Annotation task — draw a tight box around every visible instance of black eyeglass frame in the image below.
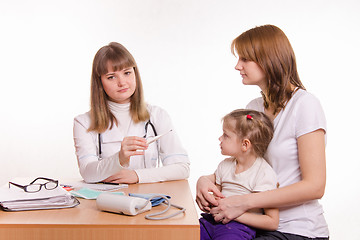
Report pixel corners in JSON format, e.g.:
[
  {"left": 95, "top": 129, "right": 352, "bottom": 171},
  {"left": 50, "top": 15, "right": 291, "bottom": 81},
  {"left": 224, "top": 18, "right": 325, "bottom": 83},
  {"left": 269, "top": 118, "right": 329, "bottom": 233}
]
[{"left": 9, "top": 177, "right": 59, "bottom": 193}]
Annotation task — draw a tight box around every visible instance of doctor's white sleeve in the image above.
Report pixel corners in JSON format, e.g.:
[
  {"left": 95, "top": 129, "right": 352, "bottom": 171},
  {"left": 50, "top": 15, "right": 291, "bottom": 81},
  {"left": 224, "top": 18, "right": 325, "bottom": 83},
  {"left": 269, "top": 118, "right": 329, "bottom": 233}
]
[
  {"left": 73, "top": 115, "right": 123, "bottom": 183},
  {"left": 138, "top": 106, "right": 190, "bottom": 183},
  {"left": 135, "top": 162, "right": 190, "bottom": 183}
]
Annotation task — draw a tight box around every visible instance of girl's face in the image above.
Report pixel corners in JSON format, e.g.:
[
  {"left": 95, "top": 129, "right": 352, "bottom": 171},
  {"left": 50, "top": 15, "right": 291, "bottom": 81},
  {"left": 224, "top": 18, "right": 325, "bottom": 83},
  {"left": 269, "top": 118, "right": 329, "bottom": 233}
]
[
  {"left": 101, "top": 64, "right": 136, "bottom": 104},
  {"left": 235, "top": 57, "right": 267, "bottom": 90},
  {"left": 219, "top": 119, "right": 242, "bottom": 157}
]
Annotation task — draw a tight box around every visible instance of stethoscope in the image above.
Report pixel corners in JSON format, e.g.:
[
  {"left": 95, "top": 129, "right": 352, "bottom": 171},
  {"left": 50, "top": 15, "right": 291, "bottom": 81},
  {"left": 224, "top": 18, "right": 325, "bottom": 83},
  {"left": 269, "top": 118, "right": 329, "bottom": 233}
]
[{"left": 98, "top": 120, "right": 158, "bottom": 160}]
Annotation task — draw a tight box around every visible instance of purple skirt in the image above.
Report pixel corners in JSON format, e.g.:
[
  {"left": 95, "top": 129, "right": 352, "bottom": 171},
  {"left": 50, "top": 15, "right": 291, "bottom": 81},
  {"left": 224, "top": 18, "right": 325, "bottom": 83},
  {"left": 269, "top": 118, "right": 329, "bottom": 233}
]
[{"left": 200, "top": 213, "right": 256, "bottom": 240}]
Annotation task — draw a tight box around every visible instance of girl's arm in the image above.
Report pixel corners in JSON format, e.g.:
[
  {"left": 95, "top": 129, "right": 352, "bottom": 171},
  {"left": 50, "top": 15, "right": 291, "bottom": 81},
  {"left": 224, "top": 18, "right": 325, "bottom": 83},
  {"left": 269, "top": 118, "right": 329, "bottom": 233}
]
[
  {"left": 235, "top": 208, "right": 279, "bottom": 231},
  {"left": 211, "top": 129, "right": 326, "bottom": 223},
  {"left": 196, "top": 174, "right": 224, "bottom": 212}
]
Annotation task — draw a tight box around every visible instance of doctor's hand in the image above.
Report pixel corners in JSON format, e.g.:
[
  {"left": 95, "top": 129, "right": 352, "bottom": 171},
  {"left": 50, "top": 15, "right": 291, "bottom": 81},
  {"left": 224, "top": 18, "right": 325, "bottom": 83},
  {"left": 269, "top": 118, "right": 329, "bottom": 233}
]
[
  {"left": 196, "top": 175, "right": 224, "bottom": 212},
  {"left": 119, "top": 136, "right": 148, "bottom": 167},
  {"left": 103, "top": 169, "right": 139, "bottom": 184}
]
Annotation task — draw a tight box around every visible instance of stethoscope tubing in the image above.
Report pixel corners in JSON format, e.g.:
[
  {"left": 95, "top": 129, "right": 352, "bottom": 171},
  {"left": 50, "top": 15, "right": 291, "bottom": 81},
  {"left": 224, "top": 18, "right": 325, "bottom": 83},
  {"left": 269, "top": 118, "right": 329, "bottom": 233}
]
[{"left": 98, "top": 120, "right": 157, "bottom": 159}]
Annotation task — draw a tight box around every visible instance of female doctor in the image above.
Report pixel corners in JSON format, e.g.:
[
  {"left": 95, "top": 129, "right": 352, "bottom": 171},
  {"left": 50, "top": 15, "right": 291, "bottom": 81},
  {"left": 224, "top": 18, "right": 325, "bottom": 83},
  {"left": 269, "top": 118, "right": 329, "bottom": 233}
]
[{"left": 73, "top": 42, "right": 190, "bottom": 184}]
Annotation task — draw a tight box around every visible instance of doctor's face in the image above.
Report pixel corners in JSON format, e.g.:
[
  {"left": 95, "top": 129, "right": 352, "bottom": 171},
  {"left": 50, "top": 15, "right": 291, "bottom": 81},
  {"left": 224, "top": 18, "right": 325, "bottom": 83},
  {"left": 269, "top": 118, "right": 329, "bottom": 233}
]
[{"left": 101, "top": 64, "right": 137, "bottom": 104}]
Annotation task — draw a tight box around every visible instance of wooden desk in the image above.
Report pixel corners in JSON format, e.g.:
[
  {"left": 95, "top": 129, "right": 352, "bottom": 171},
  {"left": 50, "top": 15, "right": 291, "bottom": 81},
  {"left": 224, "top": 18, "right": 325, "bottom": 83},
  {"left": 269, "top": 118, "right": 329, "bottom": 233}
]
[{"left": 0, "top": 180, "right": 200, "bottom": 240}]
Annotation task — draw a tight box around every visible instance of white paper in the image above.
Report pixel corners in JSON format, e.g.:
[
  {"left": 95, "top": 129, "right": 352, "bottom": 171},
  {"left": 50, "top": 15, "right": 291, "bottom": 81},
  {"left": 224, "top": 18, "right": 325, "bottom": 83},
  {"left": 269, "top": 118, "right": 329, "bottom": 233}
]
[
  {"left": 0, "top": 182, "right": 80, "bottom": 211},
  {"left": 0, "top": 185, "right": 70, "bottom": 202}
]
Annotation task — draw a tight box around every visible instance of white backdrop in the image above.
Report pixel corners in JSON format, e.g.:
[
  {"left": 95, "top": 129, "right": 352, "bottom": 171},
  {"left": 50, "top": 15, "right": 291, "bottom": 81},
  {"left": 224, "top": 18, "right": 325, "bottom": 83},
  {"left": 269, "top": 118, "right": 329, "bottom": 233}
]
[{"left": 1, "top": 0, "right": 359, "bottom": 238}]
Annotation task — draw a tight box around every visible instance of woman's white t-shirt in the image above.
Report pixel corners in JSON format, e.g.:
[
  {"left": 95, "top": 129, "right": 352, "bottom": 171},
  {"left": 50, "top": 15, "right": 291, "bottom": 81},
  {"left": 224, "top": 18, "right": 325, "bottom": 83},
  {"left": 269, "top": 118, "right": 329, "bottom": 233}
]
[{"left": 246, "top": 89, "right": 329, "bottom": 238}]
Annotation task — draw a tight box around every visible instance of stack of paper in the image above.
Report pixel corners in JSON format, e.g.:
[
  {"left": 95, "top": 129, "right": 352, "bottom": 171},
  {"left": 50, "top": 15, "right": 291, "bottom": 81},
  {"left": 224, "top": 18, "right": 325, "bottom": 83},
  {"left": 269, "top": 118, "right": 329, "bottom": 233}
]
[{"left": 0, "top": 185, "right": 79, "bottom": 211}]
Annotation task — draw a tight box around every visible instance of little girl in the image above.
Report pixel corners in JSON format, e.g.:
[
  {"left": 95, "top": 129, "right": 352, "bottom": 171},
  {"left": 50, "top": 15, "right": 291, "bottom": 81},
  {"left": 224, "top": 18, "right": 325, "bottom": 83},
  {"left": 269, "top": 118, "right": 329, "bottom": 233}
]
[{"left": 200, "top": 109, "right": 278, "bottom": 240}]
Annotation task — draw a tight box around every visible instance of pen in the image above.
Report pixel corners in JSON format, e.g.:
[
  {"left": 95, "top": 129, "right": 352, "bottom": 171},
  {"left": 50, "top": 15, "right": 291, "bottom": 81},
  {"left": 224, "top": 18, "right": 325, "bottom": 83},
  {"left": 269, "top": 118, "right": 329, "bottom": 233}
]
[{"left": 97, "top": 181, "right": 120, "bottom": 185}]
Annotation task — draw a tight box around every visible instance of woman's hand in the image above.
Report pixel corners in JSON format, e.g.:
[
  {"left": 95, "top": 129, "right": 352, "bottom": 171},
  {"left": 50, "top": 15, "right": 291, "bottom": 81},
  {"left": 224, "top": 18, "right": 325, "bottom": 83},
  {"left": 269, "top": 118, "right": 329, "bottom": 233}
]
[
  {"left": 210, "top": 195, "right": 250, "bottom": 224},
  {"left": 119, "top": 136, "right": 148, "bottom": 167},
  {"left": 196, "top": 175, "right": 224, "bottom": 212},
  {"left": 103, "top": 169, "right": 139, "bottom": 184}
]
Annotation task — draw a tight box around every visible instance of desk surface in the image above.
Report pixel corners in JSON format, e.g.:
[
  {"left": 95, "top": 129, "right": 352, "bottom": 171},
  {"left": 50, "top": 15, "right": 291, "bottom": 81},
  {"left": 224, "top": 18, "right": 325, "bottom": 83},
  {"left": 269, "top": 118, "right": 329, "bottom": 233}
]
[{"left": 0, "top": 180, "right": 200, "bottom": 240}]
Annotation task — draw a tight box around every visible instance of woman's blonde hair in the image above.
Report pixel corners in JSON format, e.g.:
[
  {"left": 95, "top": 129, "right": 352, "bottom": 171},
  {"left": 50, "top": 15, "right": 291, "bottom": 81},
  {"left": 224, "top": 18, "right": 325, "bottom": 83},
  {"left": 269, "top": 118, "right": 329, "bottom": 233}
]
[
  {"left": 231, "top": 25, "right": 305, "bottom": 114},
  {"left": 223, "top": 109, "right": 274, "bottom": 157},
  {"left": 88, "top": 42, "right": 149, "bottom": 133}
]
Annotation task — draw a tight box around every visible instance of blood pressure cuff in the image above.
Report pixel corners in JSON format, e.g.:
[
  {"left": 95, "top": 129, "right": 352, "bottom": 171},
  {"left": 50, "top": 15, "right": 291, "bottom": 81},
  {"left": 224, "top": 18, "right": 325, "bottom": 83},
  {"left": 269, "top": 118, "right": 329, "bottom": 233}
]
[{"left": 128, "top": 193, "right": 171, "bottom": 207}]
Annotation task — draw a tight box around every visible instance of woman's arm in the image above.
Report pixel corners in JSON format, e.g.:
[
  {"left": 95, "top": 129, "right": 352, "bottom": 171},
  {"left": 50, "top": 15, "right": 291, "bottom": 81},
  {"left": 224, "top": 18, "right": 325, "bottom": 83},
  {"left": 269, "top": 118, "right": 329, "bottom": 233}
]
[
  {"left": 73, "top": 116, "right": 124, "bottom": 183},
  {"left": 104, "top": 159, "right": 190, "bottom": 184},
  {"left": 134, "top": 162, "right": 190, "bottom": 183},
  {"left": 211, "top": 129, "right": 326, "bottom": 223},
  {"left": 235, "top": 208, "right": 279, "bottom": 231},
  {"left": 136, "top": 105, "right": 190, "bottom": 183},
  {"left": 74, "top": 116, "right": 148, "bottom": 183}
]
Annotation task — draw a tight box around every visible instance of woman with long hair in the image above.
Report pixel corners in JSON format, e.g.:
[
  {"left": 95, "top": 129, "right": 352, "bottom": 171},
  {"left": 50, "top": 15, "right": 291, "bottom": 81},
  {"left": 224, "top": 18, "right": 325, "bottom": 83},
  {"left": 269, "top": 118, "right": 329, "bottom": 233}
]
[
  {"left": 196, "top": 25, "right": 329, "bottom": 239},
  {"left": 73, "top": 42, "right": 189, "bottom": 184}
]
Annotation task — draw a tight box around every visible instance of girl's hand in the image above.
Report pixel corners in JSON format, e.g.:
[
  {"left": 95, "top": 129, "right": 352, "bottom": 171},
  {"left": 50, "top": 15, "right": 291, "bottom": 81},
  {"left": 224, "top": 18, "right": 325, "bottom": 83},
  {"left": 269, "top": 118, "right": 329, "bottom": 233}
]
[
  {"left": 210, "top": 194, "right": 250, "bottom": 224},
  {"left": 196, "top": 175, "right": 224, "bottom": 212},
  {"left": 103, "top": 169, "right": 139, "bottom": 184},
  {"left": 119, "top": 136, "right": 148, "bottom": 167}
]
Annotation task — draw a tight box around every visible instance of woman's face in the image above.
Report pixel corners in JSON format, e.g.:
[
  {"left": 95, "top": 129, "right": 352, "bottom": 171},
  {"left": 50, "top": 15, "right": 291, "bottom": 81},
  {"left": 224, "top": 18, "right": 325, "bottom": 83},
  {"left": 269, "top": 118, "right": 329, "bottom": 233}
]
[
  {"left": 235, "top": 57, "right": 267, "bottom": 90},
  {"left": 101, "top": 64, "right": 136, "bottom": 104}
]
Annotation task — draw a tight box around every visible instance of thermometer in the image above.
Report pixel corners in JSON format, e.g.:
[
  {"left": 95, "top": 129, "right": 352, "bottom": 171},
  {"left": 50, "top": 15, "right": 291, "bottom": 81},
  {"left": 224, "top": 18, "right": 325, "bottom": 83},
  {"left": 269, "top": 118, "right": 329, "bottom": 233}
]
[{"left": 146, "top": 129, "right": 173, "bottom": 144}]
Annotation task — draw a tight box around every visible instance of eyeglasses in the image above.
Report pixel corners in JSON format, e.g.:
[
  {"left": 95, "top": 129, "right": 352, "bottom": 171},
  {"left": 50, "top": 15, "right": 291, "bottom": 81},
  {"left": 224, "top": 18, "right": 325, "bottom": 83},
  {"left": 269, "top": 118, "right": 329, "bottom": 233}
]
[{"left": 9, "top": 177, "right": 59, "bottom": 193}]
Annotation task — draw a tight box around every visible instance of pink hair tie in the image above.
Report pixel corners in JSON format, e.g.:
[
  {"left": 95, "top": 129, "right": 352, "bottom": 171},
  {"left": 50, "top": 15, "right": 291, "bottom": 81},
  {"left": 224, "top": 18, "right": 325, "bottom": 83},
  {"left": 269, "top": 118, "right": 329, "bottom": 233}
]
[{"left": 246, "top": 114, "right": 253, "bottom": 120}]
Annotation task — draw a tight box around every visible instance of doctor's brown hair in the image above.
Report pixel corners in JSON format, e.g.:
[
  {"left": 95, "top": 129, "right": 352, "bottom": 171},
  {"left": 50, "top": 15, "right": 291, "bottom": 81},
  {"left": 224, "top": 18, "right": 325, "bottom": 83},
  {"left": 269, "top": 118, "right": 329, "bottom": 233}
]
[
  {"left": 231, "top": 25, "right": 305, "bottom": 114},
  {"left": 223, "top": 109, "right": 274, "bottom": 157},
  {"left": 88, "top": 42, "right": 149, "bottom": 133}
]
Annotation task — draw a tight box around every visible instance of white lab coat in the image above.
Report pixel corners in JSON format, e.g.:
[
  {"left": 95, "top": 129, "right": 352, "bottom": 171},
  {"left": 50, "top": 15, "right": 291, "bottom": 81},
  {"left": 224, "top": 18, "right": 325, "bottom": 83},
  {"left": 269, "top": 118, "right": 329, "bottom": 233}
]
[{"left": 73, "top": 104, "right": 190, "bottom": 183}]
